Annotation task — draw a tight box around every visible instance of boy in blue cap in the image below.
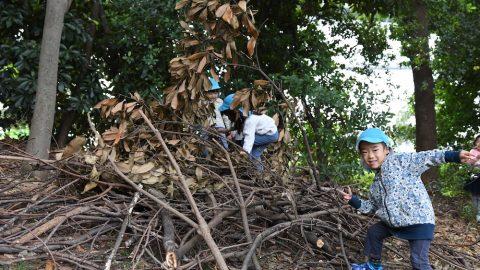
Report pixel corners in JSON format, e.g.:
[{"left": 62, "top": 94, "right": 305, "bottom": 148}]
[{"left": 339, "top": 128, "right": 476, "bottom": 270}]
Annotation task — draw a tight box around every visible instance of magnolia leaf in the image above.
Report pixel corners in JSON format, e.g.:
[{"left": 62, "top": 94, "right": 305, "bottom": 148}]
[
  {"left": 180, "top": 20, "right": 190, "bottom": 31},
  {"left": 254, "top": 79, "right": 269, "bottom": 86},
  {"left": 131, "top": 162, "right": 155, "bottom": 174},
  {"left": 199, "top": 7, "right": 208, "bottom": 21},
  {"left": 94, "top": 98, "right": 117, "bottom": 109},
  {"left": 247, "top": 37, "right": 256, "bottom": 56},
  {"left": 108, "top": 147, "right": 117, "bottom": 161},
  {"left": 238, "top": 0, "right": 246, "bottom": 12},
  {"left": 178, "top": 80, "right": 186, "bottom": 93},
  {"left": 63, "top": 136, "right": 86, "bottom": 158},
  {"left": 210, "top": 67, "right": 219, "bottom": 82},
  {"left": 230, "top": 15, "right": 239, "bottom": 29},
  {"left": 45, "top": 260, "right": 55, "bottom": 270},
  {"left": 226, "top": 43, "right": 232, "bottom": 59},
  {"left": 114, "top": 121, "right": 128, "bottom": 145},
  {"left": 125, "top": 102, "right": 137, "bottom": 113},
  {"left": 215, "top": 3, "right": 229, "bottom": 17},
  {"left": 116, "top": 162, "right": 132, "bottom": 173},
  {"left": 171, "top": 93, "right": 179, "bottom": 109},
  {"left": 175, "top": 0, "right": 190, "bottom": 10},
  {"left": 197, "top": 56, "right": 208, "bottom": 73},
  {"left": 103, "top": 127, "right": 119, "bottom": 141},
  {"left": 185, "top": 177, "right": 196, "bottom": 188},
  {"left": 132, "top": 92, "right": 142, "bottom": 101},
  {"left": 111, "top": 100, "right": 124, "bottom": 115},
  {"left": 82, "top": 181, "right": 98, "bottom": 194},
  {"left": 84, "top": 155, "right": 98, "bottom": 165},
  {"left": 195, "top": 167, "right": 203, "bottom": 181},
  {"left": 167, "top": 139, "right": 181, "bottom": 145},
  {"left": 141, "top": 176, "right": 161, "bottom": 185},
  {"left": 222, "top": 5, "right": 233, "bottom": 23}
]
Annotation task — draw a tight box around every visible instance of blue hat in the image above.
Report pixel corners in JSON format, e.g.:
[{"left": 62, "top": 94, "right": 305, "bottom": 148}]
[
  {"left": 219, "top": 93, "right": 235, "bottom": 112},
  {"left": 208, "top": 77, "right": 221, "bottom": 91},
  {"left": 356, "top": 128, "right": 393, "bottom": 151}
]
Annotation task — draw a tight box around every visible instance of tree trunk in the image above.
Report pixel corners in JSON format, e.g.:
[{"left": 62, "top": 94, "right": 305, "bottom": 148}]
[
  {"left": 409, "top": 0, "right": 438, "bottom": 182},
  {"left": 26, "top": 0, "right": 72, "bottom": 159}
]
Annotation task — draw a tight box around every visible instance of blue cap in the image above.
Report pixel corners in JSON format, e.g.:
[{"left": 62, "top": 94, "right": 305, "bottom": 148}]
[
  {"left": 356, "top": 128, "right": 393, "bottom": 151},
  {"left": 219, "top": 93, "right": 235, "bottom": 112},
  {"left": 208, "top": 77, "right": 221, "bottom": 91}
]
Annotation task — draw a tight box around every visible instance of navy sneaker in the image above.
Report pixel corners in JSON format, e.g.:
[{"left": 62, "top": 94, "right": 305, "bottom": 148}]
[{"left": 351, "top": 261, "right": 383, "bottom": 270}]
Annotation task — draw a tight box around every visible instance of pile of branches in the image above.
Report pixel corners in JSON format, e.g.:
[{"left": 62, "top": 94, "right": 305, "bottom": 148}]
[
  {"left": 0, "top": 0, "right": 478, "bottom": 269},
  {"left": 1, "top": 134, "right": 479, "bottom": 269}
]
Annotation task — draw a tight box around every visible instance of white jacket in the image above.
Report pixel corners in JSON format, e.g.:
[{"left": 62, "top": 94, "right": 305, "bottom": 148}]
[{"left": 242, "top": 114, "right": 277, "bottom": 153}]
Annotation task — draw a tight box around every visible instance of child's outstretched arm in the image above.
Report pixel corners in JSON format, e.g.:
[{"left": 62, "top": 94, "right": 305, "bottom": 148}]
[
  {"left": 401, "top": 150, "right": 475, "bottom": 176},
  {"left": 338, "top": 187, "right": 377, "bottom": 214}
]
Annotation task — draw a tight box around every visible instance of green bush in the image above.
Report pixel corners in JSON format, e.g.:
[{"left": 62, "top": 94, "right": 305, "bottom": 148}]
[
  {"left": 0, "top": 123, "right": 29, "bottom": 140},
  {"left": 438, "top": 163, "right": 477, "bottom": 197}
]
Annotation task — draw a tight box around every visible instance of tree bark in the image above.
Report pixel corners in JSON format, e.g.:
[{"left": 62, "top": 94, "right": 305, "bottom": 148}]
[
  {"left": 409, "top": 0, "right": 438, "bottom": 182},
  {"left": 26, "top": 0, "right": 72, "bottom": 159}
]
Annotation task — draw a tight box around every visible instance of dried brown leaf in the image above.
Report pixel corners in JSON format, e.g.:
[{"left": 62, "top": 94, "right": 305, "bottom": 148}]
[
  {"left": 238, "top": 0, "right": 247, "bottom": 12},
  {"left": 247, "top": 37, "right": 256, "bottom": 56},
  {"left": 94, "top": 98, "right": 117, "bottom": 109},
  {"left": 175, "top": 0, "right": 190, "bottom": 10},
  {"left": 63, "top": 136, "right": 86, "bottom": 158},
  {"left": 222, "top": 5, "right": 233, "bottom": 23},
  {"left": 171, "top": 93, "right": 179, "bottom": 109},
  {"left": 197, "top": 56, "right": 208, "bottom": 73},
  {"left": 254, "top": 79, "right": 269, "bottom": 86},
  {"left": 131, "top": 162, "right": 155, "bottom": 174},
  {"left": 215, "top": 3, "right": 229, "bottom": 17},
  {"left": 226, "top": 43, "right": 232, "bottom": 59},
  {"left": 111, "top": 100, "right": 124, "bottom": 115}
]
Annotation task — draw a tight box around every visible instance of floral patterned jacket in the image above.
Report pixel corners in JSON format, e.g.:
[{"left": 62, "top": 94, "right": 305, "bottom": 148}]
[{"left": 350, "top": 150, "right": 448, "bottom": 228}]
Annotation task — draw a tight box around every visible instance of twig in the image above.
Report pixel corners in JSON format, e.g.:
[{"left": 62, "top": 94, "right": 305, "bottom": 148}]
[
  {"left": 214, "top": 139, "right": 261, "bottom": 270},
  {"left": 242, "top": 220, "right": 302, "bottom": 270},
  {"left": 105, "top": 186, "right": 141, "bottom": 270}
]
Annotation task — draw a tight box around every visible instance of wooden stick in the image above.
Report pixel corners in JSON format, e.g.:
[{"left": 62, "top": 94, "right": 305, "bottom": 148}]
[
  {"left": 15, "top": 206, "right": 90, "bottom": 244},
  {"left": 241, "top": 220, "right": 301, "bottom": 270},
  {"left": 214, "top": 140, "right": 261, "bottom": 270},
  {"left": 105, "top": 187, "right": 141, "bottom": 270}
]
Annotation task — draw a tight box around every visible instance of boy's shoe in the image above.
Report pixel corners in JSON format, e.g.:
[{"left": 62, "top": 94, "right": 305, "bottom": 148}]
[
  {"left": 476, "top": 214, "right": 480, "bottom": 223},
  {"left": 351, "top": 261, "right": 383, "bottom": 270}
]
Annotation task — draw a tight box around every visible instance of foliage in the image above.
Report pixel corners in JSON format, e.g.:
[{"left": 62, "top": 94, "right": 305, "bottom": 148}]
[
  {"left": 437, "top": 163, "right": 477, "bottom": 197},
  {"left": 0, "top": 123, "right": 30, "bottom": 140},
  {"left": 431, "top": 0, "right": 480, "bottom": 147}
]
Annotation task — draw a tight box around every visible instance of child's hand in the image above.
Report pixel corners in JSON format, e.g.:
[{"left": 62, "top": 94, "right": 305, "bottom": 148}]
[
  {"left": 337, "top": 186, "right": 353, "bottom": 202},
  {"left": 460, "top": 150, "right": 480, "bottom": 164}
]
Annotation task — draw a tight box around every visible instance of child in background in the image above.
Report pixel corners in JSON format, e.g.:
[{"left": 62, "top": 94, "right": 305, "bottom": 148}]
[
  {"left": 338, "top": 128, "right": 476, "bottom": 270},
  {"left": 464, "top": 134, "right": 480, "bottom": 222},
  {"left": 242, "top": 109, "right": 278, "bottom": 169}
]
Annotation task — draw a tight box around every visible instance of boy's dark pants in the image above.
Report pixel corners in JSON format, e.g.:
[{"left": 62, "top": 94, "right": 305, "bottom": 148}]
[{"left": 365, "top": 222, "right": 432, "bottom": 270}]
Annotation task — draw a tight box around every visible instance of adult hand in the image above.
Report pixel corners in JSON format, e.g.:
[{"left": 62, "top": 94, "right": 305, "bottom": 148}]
[
  {"left": 460, "top": 150, "right": 480, "bottom": 164},
  {"left": 337, "top": 186, "right": 353, "bottom": 202}
]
